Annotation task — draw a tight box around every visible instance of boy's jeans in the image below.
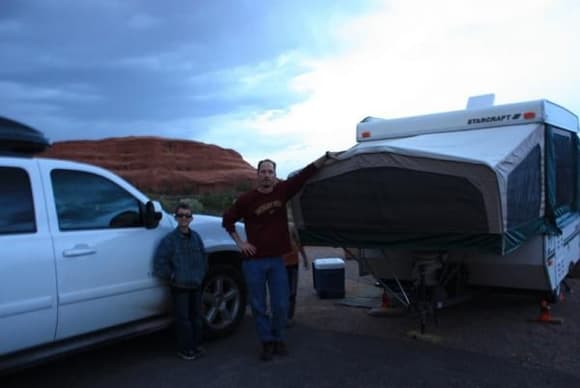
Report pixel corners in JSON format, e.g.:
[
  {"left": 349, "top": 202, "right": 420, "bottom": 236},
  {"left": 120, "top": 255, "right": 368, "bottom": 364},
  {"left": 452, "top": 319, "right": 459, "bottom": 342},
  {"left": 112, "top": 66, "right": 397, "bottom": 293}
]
[
  {"left": 172, "top": 287, "right": 203, "bottom": 352},
  {"left": 242, "top": 257, "right": 289, "bottom": 342}
]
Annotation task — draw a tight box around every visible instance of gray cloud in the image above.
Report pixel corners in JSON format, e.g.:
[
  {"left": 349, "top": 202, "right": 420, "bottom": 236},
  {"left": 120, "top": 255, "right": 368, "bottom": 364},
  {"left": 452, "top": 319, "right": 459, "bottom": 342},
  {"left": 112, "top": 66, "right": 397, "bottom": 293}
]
[{"left": 0, "top": 0, "right": 379, "bottom": 144}]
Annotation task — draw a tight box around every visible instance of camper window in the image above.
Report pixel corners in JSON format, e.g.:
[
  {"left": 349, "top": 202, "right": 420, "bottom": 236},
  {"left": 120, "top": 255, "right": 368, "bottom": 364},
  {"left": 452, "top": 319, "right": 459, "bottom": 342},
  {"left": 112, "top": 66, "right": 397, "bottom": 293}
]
[{"left": 551, "top": 128, "right": 575, "bottom": 210}]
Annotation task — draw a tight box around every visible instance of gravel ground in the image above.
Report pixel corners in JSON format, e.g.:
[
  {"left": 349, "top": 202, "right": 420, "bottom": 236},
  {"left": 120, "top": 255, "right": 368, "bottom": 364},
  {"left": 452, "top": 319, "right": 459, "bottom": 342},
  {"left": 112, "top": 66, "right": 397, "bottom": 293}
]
[
  {"left": 2, "top": 247, "right": 577, "bottom": 387},
  {"left": 296, "top": 247, "right": 580, "bottom": 379}
]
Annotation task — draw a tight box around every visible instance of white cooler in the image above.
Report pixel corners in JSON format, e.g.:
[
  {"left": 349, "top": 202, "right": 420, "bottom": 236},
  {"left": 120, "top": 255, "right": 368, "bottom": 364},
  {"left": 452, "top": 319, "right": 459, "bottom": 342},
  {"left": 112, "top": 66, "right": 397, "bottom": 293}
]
[{"left": 312, "top": 258, "right": 345, "bottom": 299}]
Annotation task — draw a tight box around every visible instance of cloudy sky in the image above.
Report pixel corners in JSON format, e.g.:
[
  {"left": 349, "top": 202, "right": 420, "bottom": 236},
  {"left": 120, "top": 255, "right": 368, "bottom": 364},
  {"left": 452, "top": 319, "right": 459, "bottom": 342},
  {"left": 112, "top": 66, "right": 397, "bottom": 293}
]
[{"left": 1, "top": 0, "right": 579, "bottom": 177}]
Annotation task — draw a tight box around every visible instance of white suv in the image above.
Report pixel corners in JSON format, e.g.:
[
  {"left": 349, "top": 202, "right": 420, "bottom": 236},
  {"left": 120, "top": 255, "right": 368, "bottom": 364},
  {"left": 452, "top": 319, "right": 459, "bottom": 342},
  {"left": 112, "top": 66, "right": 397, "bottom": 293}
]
[{"left": 0, "top": 116, "right": 247, "bottom": 371}]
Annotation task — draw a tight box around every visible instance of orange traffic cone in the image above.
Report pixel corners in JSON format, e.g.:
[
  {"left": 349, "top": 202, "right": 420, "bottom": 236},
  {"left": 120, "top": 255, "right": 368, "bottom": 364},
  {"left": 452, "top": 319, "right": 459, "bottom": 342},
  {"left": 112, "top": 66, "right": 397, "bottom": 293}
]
[
  {"left": 368, "top": 291, "right": 404, "bottom": 317},
  {"left": 538, "top": 300, "right": 552, "bottom": 321},
  {"left": 530, "top": 299, "right": 563, "bottom": 324}
]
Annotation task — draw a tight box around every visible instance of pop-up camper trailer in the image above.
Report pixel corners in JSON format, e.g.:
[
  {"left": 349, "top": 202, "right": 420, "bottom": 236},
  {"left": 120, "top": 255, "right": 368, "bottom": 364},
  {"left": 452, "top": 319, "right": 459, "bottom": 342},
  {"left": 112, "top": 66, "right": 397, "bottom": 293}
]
[{"left": 290, "top": 96, "right": 580, "bottom": 305}]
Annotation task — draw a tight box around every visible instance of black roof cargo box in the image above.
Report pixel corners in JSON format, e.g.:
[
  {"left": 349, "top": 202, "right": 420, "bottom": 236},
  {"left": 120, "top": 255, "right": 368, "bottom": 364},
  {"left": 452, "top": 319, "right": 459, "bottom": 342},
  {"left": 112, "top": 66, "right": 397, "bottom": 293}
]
[{"left": 0, "top": 116, "right": 50, "bottom": 154}]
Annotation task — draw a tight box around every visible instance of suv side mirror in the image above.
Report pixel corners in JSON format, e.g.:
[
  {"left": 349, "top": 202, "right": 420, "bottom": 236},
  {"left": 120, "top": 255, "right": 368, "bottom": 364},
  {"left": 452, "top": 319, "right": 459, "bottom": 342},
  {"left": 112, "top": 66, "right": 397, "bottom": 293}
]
[{"left": 144, "top": 201, "right": 162, "bottom": 229}]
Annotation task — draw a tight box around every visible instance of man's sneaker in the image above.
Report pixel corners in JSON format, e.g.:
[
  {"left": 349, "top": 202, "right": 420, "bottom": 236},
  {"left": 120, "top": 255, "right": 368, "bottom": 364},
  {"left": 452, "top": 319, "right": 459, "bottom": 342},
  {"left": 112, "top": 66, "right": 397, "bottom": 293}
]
[
  {"left": 260, "top": 342, "right": 273, "bottom": 361},
  {"left": 273, "top": 341, "right": 288, "bottom": 356},
  {"left": 177, "top": 350, "right": 198, "bottom": 360}
]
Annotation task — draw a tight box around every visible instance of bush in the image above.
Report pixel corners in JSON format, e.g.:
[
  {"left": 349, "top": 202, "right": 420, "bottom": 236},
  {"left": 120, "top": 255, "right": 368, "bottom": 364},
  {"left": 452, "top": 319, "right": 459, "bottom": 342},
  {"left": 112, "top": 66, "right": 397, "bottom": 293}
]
[
  {"left": 197, "top": 191, "right": 236, "bottom": 215},
  {"left": 149, "top": 182, "right": 251, "bottom": 216}
]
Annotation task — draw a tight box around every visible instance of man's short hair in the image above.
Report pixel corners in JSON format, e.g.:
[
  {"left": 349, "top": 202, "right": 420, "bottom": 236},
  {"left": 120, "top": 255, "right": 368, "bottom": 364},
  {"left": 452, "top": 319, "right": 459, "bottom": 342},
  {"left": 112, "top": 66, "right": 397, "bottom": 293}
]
[
  {"left": 257, "top": 159, "right": 276, "bottom": 171},
  {"left": 174, "top": 202, "right": 192, "bottom": 214}
]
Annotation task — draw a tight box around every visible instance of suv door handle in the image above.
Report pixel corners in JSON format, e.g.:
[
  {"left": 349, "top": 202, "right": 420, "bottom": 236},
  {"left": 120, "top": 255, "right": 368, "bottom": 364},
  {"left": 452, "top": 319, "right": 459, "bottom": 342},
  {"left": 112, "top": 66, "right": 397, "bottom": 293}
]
[{"left": 63, "top": 244, "right": 97, "bottom": 257}]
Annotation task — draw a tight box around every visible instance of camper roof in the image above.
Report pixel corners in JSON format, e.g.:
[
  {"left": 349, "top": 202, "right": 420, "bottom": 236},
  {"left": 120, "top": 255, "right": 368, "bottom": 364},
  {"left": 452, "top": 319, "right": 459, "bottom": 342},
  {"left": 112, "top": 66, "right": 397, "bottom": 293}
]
[{"left": 356, "top": 99, "right": 579, "bottom": 142}]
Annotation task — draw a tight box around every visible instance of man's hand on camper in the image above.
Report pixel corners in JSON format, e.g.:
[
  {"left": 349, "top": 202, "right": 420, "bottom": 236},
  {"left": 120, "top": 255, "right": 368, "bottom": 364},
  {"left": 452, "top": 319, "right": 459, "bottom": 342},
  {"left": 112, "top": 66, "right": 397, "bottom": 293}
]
[
  {"left": 314, "top": 151, "right": 341, "bottom": 168},
  {"left": 325, "top": 151, "right": 341, "bottom": 160}
]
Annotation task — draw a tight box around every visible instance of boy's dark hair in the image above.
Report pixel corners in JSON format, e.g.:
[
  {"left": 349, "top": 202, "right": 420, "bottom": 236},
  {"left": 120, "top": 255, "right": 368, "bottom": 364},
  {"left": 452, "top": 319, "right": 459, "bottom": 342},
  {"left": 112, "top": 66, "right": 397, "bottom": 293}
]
[
  {"left": 257, "top": 159, "right": 276, "bottom": 171},
  {"left": 174, "top": 202, "right": 192, "bottom": 214}
]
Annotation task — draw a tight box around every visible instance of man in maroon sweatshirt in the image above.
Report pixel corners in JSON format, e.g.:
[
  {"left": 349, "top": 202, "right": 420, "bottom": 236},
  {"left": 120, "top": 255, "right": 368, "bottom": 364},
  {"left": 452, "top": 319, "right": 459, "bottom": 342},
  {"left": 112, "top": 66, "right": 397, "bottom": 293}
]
[{"left": 222, "top": 152, "right": 336, "bottom": 361}]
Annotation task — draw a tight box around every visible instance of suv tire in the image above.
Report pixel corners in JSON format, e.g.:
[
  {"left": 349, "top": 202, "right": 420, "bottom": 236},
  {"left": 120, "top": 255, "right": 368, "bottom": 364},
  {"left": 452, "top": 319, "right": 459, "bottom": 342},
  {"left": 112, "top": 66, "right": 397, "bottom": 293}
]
[{"left": 201, "top": 264, "right": 247, "bottom": 338}]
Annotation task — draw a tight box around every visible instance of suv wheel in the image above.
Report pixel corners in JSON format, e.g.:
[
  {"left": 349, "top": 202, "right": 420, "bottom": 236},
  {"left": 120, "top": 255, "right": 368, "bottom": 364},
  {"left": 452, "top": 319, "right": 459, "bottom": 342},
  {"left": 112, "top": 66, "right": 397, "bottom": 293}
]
[{"left": 201, "top": 264, "right": 246, "bottom": 338}]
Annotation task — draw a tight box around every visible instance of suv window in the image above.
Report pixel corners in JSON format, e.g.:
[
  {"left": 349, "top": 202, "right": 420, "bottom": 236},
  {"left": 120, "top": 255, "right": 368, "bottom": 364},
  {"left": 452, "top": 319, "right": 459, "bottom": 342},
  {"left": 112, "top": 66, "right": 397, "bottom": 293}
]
[
  {"left": 0, "top": 167, "right": 36, "bottom": 234},
  {"left": 51, "top": 169, "right": 144, "bottom": 231}
]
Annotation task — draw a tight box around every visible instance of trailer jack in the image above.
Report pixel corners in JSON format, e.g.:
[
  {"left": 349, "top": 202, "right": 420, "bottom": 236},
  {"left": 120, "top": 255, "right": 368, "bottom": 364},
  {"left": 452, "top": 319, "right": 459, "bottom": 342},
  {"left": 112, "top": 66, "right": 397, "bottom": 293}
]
[{"left": 359, "top": 249, "right": 471, "bottom": 334}]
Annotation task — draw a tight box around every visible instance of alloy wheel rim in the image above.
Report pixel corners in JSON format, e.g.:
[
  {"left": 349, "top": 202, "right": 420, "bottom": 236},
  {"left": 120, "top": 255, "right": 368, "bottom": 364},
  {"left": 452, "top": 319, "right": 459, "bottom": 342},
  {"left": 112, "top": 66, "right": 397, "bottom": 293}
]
[{"left": 203, "top": 274, "right": 241, "bottom": 330}]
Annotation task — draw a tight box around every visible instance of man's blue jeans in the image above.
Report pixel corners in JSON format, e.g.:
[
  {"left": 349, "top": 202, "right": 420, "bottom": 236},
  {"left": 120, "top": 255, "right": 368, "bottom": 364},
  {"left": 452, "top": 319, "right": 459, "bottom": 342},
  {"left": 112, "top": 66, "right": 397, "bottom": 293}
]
[{"left": 242, "top": 257, "right": 289, "bottom": 343}]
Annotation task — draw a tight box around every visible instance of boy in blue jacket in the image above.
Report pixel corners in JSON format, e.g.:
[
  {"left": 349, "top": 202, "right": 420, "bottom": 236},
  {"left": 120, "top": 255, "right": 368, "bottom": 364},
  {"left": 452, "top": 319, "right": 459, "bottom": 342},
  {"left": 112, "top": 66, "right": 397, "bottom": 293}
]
[{"left": 154, "top": 203, "right": 208, "bottom": 360}]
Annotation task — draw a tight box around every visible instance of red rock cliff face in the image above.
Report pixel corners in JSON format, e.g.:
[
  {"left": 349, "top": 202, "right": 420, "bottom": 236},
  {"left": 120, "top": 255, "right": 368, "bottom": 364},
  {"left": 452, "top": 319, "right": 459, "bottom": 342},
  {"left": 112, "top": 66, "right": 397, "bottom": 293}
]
[{"left": 41, "top": 137, "right": 256, "bottom": 195}]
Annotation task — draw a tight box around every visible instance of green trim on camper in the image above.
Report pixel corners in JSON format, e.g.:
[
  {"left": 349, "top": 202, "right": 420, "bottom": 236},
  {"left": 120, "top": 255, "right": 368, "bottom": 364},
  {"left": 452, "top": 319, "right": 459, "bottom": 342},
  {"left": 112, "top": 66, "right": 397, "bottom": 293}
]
[
  {"left": 299, "top": 213, "right": 574, "bottom": 256},
  {"left": 298, "top": 229, "right": 503, "bottom": 253}
]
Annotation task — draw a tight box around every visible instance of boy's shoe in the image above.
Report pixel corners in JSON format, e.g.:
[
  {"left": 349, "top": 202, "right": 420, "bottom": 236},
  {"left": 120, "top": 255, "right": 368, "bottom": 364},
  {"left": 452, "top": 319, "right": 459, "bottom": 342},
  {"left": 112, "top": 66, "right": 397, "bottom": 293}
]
[
  {"left": 194, "top": 346, "right": 206, "bottom": 358},
  {"left": 177, "top": 349, "right": 198, "bottom": 360},
  {"left": 273, "top": 341, "right": 288, "bottom": 356},
  {"left": 260, "top": 342, "right": 274, "bottom": 361}
]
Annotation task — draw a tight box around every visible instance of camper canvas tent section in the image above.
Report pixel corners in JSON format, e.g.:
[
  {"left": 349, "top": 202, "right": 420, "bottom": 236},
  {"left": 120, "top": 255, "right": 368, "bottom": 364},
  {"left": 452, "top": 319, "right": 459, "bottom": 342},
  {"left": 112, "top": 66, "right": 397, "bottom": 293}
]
[{"left": 290, "top": 99, "right": 580, "bottom": 255}]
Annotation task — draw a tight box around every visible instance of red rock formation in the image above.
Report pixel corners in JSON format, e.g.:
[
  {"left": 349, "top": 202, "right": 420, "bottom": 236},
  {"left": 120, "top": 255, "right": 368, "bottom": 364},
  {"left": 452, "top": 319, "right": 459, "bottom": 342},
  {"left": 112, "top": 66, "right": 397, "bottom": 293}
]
[{"left": 41, "top": 137, "right": 256, "bottom": 195}]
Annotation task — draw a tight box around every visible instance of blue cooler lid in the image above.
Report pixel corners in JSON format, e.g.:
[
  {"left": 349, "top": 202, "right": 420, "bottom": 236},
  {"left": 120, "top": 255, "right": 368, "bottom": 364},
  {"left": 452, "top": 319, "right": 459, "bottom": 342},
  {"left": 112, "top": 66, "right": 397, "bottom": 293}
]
[{"left": 313, "top": 257, "right": 344, "bottom": 269}]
